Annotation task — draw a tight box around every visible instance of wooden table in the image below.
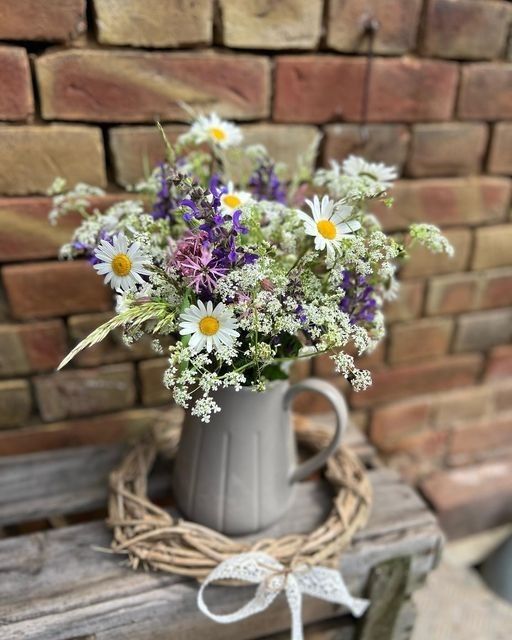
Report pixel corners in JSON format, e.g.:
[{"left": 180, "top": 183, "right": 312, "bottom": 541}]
[{"left": 0, "top": 420, "right": 443, "bottom": 640}]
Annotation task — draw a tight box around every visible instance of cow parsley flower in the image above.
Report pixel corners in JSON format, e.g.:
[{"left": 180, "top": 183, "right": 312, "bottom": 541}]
[
  {"left": 409, "top": 223, "right": 454, "bottom": 257},
  {"left": 189, "top": 113, "right": 243, "bottom": 149},
  {"left": 298, "top": 195, "right": 361, "bottom": 262},
  {"left": 179, "top": 300, "right": 239, "bottom": 354},
  {"left": 342, "top": 156, "right": 397, "bottom": 188},
  {"left": 93, "top": 232, "right": 151, "bottom": 292}
]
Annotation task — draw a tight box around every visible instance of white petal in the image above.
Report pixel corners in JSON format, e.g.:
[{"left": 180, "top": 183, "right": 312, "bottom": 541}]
[{"left": 94, "top": 263, "right": 111, "bottom": 274}]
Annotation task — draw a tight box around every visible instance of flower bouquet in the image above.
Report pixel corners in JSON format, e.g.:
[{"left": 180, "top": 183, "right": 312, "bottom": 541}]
[{"left": 50, "top": 113, "right": 452, "bottom": 533}]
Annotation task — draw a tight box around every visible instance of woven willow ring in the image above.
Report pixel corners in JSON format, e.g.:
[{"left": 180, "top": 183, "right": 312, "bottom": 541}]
[{"left": 108, "top": 410, "right": 373, "bottom": 580}]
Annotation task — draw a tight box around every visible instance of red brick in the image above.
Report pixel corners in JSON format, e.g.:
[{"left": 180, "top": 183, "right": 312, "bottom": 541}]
[
  {"left": 406, "top": 123, "right": 488, "bottom": 177},
  {"left": 289, "top": 358, "right": 313, "bottom": 385},
  {"left": 110, "top": 125, "right": 186, "bottom": 187},
  {"left": 454, "top": 308, "right": 512, "bottom": 353},
  {"left": 0, "top": 0, "right": 86, "bottom": 42},
  {"left": 479, "top": 268, "right": 512, "bottom": 310},
  {"left": 485, "top": 345, "right": 512, "bottom": 380},
  {"left": 68, "top": 312, "right": 156, "bottom": 367},
  {"left": 421, "top": 456, "right": 512, "bottom": 537},
  {"left": 449, "top": 413, "right": 512, "bottom": 460},
  {"left": 291, "top": 377, "right": 350, "bottom": 415},
  {"left": 138, "top": 358, "right": 171, "bottom": 406},
  {"left": 34, "top": 364, "right": 136, "bottom": 422},
  {"left": 400, "top": 228, "right": 471, "bottom": 279},
  {"left": 472, "top": 224, "right": 512, "bottom": 270},
  {"left": 0, "top": 195, "right": 129, "bottom": 262},
  {"left": 388, "top": 317, "right": 454, "bottom": 365},
  {"left": 438, "top": 388, "right": 493, "bottom": 430},
  {"left": 351, "top": 354, "right": 483, "bottom": 408},
  {"left": 493, "top": 379, "right": 512, "bottom": 413},
  {"left": 426, "top": 272, "right": 478, "bottom": 316},
  {"left": 390, "top": 451, "right": 443, "bottom": 484},
  {"left": 323, "top": 124, "right": 409, "bottom": 171},
  {"left": 0, "top": 125, "right": 107, "bottom": 196},
  {"left": 0, "top": 46, "right": 34, "bottom": 120},
  {"left": 274, "top": 56, "right": 367, "bottom": 124},
  {"left": 110, "top": 124, "right": 321, "bottom": 187},
  {"left": 384, "top": 280, "right": 424, "bottom": 323},
  {"left": 426, "top": 267, "right": 512, "bottom": 316},
  {"left": 391, "top": 429, "right": 448, "bottom": 458},
  {"left": 0, "top": 321, "right": 67, "bottom": 377},
  {"left": 377, "top": 178, "right": 511, "bottom": 231},
  {"left": 459, "top": 64, "right": 512, "bottom": 121},
  {"left": 0, "top": 407, "right": 165, "bottom": 455},
  {"left": 371, "top": 396, "right": 432, "bottom": 453},
  {"left": 367, "top": 58, "right": 458, "bottom": 122},
  {"left": 327, "top": 0, "right": 422, "bottom": 55},
  {"left": 2, "top": 261, "right": 112, "bottom": 320},
  {"left": 488, "top": 123, "right": 512, "bottom": 175},
  {"left": 0, "top": 379, "right": 32, "bottom": 429},
  {"left": 240, "top": 125, "right": 321, "bottom": 179},
  {"left": 220, "top": 0, "right": 323, "bottom": 49},
  {"left": 94, "top": 0, "right": 213, "bottom": 47},
  {"left": 275, "top": 57, "right": 458, "bottom": 125},
  {"left": 422, "top": 0, "right": 511, "bottom": 61},
  {"left": 36, "top": 50, "right": 270, "bottom": 122}
]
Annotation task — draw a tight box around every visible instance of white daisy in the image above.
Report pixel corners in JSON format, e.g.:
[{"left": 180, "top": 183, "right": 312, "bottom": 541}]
[
  {"left": 219, "top": 181, "right": 252, "bottom": 214},
  {"left": 298, "top": 195, "right": 361, "bottom": 262},
  {"left": 179, "top": 300, "right": 239, "bottom": 354},
  {"left": 342, "top": 155, "right": 397, "bottom": 188},
  {"left": 93, "top": 232, "right": 151, "bottom": 292},
  {"left": 189, "top": 113, "right": 243, "bottom": 149}
]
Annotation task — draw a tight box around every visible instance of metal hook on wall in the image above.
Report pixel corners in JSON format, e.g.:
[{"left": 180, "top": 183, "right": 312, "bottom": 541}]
[{"left": 359, "top": 16, "right": 380, "bottom": 144}]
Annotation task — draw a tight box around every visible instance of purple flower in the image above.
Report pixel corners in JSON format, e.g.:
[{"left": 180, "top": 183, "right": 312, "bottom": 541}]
[
  {"left": 150, "top": 163, "right": 177, "bottom": 221},
  {"left": 339, "top": 270, "right": 378, "bottom": 324},
  {"left": 249, "top": 159, "right": 287, "bottom": 204},
  {"left": 168, "top": 231, "right": 228, "bottom": 295},
  {"left": 232, "top": 209, "right": 248, "bottom": 235}
]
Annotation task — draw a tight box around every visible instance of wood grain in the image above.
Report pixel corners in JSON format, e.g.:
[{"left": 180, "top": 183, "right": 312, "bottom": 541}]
[{"left": 0, "top": 469, "right": 441, "bottom": 640}]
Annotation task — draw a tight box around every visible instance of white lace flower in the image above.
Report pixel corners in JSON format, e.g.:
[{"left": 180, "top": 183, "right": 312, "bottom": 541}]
[
  {"left": 179, "top": 300, "right": 239, "bottom": 354},
  {"left": 342, "top": 155, "right": 397, "bottom": 188},
  {"left": 189, "top": 113, "right": 243, "bottom": 149},
  {"left": 298, "top": 195, "right": 361, "bottom": 261},
  {"left": 219, "top": 181, "right": 252, "bottom": 214},
  {"left": 93, "top": 232, "right": 151, "bottom": 292}
]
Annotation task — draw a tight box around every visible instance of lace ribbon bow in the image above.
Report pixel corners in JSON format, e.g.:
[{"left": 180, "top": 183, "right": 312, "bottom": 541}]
[{"left": 197, "top": 551, "right": 370, "bottom": 640}]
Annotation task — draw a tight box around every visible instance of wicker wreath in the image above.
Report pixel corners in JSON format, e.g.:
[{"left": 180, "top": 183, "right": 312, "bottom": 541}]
[{"left": 108, "top": 410, "right": 373, "bottom": 581}]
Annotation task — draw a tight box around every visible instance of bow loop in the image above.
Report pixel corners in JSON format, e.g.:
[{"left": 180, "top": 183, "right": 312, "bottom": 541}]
[{"left": 197, "top": 552, "right": 370, "bottom": 640}]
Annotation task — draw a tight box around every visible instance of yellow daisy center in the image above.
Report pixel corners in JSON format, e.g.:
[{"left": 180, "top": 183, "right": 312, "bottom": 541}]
[
  {"left": 223, "top": 194, "right": 241, "bottom": 209},
  {"left": 317, "top": 219, "right": 337, "bottom": 240},
  {"left": 209, "top": 127, "right": 227, "bottom": 142},
  {"left": 111, "top": 253, "right": 132, "bottom": 277},
  {"left": 199, "top": 316, "right": 220, "bottom": 336}
]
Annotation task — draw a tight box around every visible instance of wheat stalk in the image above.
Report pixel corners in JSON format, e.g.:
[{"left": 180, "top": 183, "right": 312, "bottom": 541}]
[{"left": 58, "top": 302, "right": 174, "bottom": 370}]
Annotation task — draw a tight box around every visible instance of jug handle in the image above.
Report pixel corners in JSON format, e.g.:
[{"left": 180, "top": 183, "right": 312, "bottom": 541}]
[{"left": 284, "top": 378, "right": 348, "bottom": 483}]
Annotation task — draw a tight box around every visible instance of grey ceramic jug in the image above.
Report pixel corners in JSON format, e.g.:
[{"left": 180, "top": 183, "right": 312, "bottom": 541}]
[{"left": 172, "top": 378, "right": 348, "bottom": 535}]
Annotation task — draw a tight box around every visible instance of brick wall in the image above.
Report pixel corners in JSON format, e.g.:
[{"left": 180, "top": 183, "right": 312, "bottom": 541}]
[{"left": 1, "top": 1, "right": 512, "bottom": 504}]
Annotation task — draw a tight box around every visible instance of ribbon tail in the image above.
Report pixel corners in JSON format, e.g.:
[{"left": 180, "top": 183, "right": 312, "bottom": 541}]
[
  {"left": 285, "top": 577, "right": 304, "bottom": 640},
  {"left": 344, "top": 594, "right": 370, "bottom": 618},
  {"left": 297, "top": 567, "right": 370, "bottom": 619}
]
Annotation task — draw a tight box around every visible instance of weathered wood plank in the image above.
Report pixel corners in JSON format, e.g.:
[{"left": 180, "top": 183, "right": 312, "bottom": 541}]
[
  {"left": 0, "top": 470, "right": 441, "bottom": 640},
  {"left": 0, "top": 423, "right": 376, "bottom": 527},
  {"left": 357, "top": 557, "right": 412, "bottom": 640}
]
